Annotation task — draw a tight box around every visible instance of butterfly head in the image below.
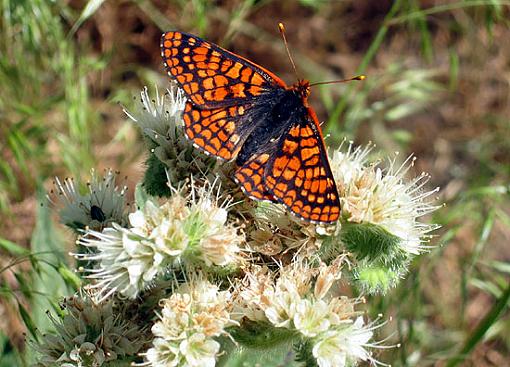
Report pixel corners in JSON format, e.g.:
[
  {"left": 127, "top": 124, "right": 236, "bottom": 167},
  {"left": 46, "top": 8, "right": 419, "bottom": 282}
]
[{"left": 291, "top": 79, "right": 311, "bottom": 100}]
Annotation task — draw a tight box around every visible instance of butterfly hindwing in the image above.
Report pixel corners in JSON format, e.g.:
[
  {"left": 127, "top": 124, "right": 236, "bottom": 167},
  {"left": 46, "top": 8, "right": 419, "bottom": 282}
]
[
  {"left": 161, "top": 31, "right": 286, "bottom": 108},
  {"left": 234, "top": 152, "right": 276, "bottom": 202},
  {"left": 264, "top": 111, "right": 340, "bottom": 223}
]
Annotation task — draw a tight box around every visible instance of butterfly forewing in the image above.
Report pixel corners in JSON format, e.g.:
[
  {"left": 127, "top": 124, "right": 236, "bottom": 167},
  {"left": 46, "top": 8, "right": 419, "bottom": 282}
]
[
  {"left": 182, "top": 101, "right": 256, "bottom": 160},
  {"left": 161, "top": 31, "right": 285, "bottom": 108}
]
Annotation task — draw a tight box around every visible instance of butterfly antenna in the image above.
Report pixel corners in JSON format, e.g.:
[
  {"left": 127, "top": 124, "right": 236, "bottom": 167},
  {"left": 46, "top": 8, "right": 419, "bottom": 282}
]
[
  {"left": 278, "top": 22, "right": 299, "bottom": 80},
  {"left": 310, "top": 75, "right": 366, "bottom": 87}
]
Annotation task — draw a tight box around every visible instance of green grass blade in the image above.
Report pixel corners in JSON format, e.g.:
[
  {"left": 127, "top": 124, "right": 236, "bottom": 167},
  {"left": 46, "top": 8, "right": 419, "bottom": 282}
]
[
  {"left": 411, "top": 0, "right": 434, "bottom": 62},
  {"left": 446, "top": 280, "right": 510, "bottom": 367},
  {"left": 468, "top": 208, "right": 495, "bottom": 275},
  {"left": 387, "top": 0, "right": 510, "bottom": 26},
  {"left": 17, "top": 303, "right": 37, "bottom": 341},
  {"left": 68, "top": 0, "right": 106, "bottom": 36},
  {"left": 0, "top": 237, "right": 29, "bottom": 256},
  {"left": 326, "top": 0, "right": 403, "bottom": 136}
]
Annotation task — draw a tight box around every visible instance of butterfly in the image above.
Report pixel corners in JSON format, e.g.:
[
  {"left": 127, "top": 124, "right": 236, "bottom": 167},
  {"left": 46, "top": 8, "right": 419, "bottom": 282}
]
[{"left": 160, "top": 30, "right": 340, "bottom": 224}]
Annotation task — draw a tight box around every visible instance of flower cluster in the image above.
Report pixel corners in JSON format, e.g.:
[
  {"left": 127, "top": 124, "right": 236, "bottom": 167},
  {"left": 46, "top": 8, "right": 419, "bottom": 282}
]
[
  {"left": 324, "top": 141, "right": 441, "bottom": 293},
  {"left": 75, "top": 180, "right": 245, "bottom": 301},
  {"left": 49, "top": 169, "right": 128, "bottom": 231},
  {"left": 125, "top": 86, "right": 216, "bottom": 195},
  {"left": 32, "top": 291, "right": 149, "bottom": 367},
  {"left": 233, "top": 259, "right": 381, "bottom": 367},
  {"left": 33, "top": 87, "right": 440, "bottom": 367},
  {"left": 142, "top": 276, "right": 237, "bottom": 367},
  {"left": 331, "top": 142, "right": 440, "bottom": 255},
  {"left": 246, "top": 200, "right": 325, "bottom": 256}
]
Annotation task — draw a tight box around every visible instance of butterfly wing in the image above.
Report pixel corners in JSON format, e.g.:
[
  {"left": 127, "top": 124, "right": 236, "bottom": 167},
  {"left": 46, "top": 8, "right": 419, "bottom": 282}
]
[
  {"left": 162, "top": 31, "right": 286, "bottom": 160},
  {"left": 161, "top": 31, "right": 286, "bottom": 108},
  {"left": 182, "top": 101, "right": 259, "bottom": 160},
  {"left": 264, "top": 108, "right": 340, "bottom": 223},
  {"left": 161, "top": 31, "right": 340, "bottom": 224},
  {"left": 234, "top": 151, "right": 276, "bottom": 202}
]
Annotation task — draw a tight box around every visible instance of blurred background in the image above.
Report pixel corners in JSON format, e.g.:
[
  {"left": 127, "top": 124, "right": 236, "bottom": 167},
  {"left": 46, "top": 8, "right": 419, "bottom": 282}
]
[{"left": 1, "top": 0, "right": 509, "bottom": 366}]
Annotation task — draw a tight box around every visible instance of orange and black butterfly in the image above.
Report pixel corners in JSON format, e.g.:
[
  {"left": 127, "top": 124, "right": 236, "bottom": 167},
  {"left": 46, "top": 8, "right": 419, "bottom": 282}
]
[{"left": 160, "top": 29, "right": 342, "bottom": 224}]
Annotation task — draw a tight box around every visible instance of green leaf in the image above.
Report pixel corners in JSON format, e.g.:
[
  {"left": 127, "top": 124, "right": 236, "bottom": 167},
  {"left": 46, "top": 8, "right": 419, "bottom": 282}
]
[
  {"left": 298, "top": 0, "right": 321, "bottom": 9},
  {"left": 391, "top": 129, "right": 414, "bottom": 145},
  {"left": 385, "top": 102, "right": 421, "bottom": 121},
  {"left": 487, "top": 260, "right": 510, "bottom": 274},
  {"left": 326, "top": 0, "right": 404, "bottom": 136},
  {"left": 143, "top": 154, "right": 171, "bottom": 197},
  {"left": 449, "top": 49, "right": 459, "bottom": 91},
  {"left": 0, "top": 332, "right": 24, "bottom": 367},
  {"left": 134, "top": 182, "right": 149, "bottom": 210},
  {"left": 467, "top": 209, "right": 495, "bottom": 275},
  {"left": 218, "top": 344, "right": 303, "bottom": 367},
  {"left": 218, "top": 321, "right": 303, "bottom": 367},
  {"left": 18, "top": 303, "right": 37, "bottom": 341},
  {"left": 294, "top": 339, "right": 318, "bottom": 367},
  {"left": 319, "top": 221, "right": 411, "bottom": 293},
  {"left": 13, "top": 272, "right": 32, "bottom": 299},
  {"left": 30, "top": 189, "right": 71, "bottom": 332},
  {"left": 228, "top": 321, "right": 299, "bottom": 348},
  {"left": 470, "top": 278, "right": 502, "bottom": 298},
  {"left": 355, "top": 263, "right": 401, "bottom": 294},
  {"left": 446, "top": 281, "right": 510, "bottom": 367}
]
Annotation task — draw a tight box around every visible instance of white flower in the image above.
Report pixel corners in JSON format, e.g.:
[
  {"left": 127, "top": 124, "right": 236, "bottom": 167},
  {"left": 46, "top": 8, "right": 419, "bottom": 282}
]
[
  {"left": 75, "top": 179, "right": 246, "bottom": 300},
  {"left": 124, "top": 85, "right": 185, "bottom": 137},
  {"left": 231, "top": 261, "right": 387, "bottom": 366},
  {"left": 314, "top": 260, "right": 344, "bottom": 300},
  {"left": 264, "top": 288, "right": 297, "bottom": 328},
  {"left": 152, "top": 304, "right": 189, "bottom": 341},
  {"left": 141, "top": 276, "right": 236, "bottom": 367},
  {"left": 187, "top": 279, "right": 224, "bottom": 307},
  {"left": 180, "top": 333, "right": 220, "bottom": 367},
  {"left": 198, "top": 197, "right": 228, "bottom": 227},
  {"left": 76, "top": 224, "right": 162, "bottom": 301},
  {"left": 125, "top": 86, "right": 215, "bottom": 187},
  {"left": 145, "top": 338, "right": 181, "bottom": 367},
  {"left": 234, "top": 261, "right": 345, "bottom": 332},
  {"left": 186, "top": 179, "right": 246, "bottom": 267},
  {"left": 153, "top": 218, "right": 190, "bottom": 257},
  {"left": 49, "top": 169, "right": 127, "bottom": 231},
  {"left": 247, "top": 200, "right": 323, "bottom": 255},
  {"left": 293, "top": 299, "right": 330, "bottom": 337},
  {"left": 231, "top": 266, "right": 274, "bottom": 322},
  {"left": 331, "top": 142, "right": 440, "bottom": 254},
  {"left": 199, "top": 228, "right": 242, "bottom": 266},
  {"left": 330, "top": 141, "right": 373, "bottom": 186},
  {"left": 262, "top": 262, "right": 316, "bottom": 328},
  {"left": 312, "top": 317, "right": 377, "bottom": 367}
]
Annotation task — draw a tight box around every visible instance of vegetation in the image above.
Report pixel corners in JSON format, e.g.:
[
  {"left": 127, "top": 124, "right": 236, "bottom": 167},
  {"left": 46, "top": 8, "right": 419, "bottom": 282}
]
[{"left": 1, "top": 0, "right": 509, "bottom": 366}]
